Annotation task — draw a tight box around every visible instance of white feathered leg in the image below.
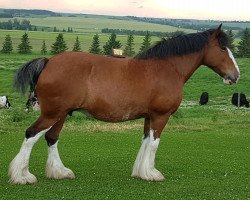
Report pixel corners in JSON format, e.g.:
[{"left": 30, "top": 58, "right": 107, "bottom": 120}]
[
  {"left": 132, "top": 129, "right": 164, "bottom": 181},
  {"left": 46, "top": 141, "right": 75, "bottom": 179},
  {"left": 8, "top": 127, "right": 51, "bottom": 184}
]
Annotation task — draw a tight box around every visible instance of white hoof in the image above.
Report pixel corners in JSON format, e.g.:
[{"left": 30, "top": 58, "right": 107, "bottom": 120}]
[
  {"left": 46, "top": 165, "right": 75, "bottom": 179},
  {"left": 8, "top": 153, "right": 37, "bottom": 184},
  {"left": 132, "top": 168, "right": 165, "bottom": 181},
  {"left": 8, "top": 162, "right": 37, "bottom": 184}
]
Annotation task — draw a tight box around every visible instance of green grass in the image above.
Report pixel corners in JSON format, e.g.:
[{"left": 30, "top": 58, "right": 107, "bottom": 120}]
[
  {"left": 0, "top": 16, "right": 195, "bottom": 33},
  {"left": 0, "top": 54, "right": 249, "bottom": 199},
  {"left": 0, "top": 29, "right": 162, "bottom": 54},
  {"left": 0, "top": 15, "right": 196, "bottom": 54}
]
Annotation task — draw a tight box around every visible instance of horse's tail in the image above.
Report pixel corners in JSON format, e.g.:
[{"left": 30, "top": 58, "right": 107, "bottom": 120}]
[{"left": 14, "top": 58, "right": 49, "bottom": 94}]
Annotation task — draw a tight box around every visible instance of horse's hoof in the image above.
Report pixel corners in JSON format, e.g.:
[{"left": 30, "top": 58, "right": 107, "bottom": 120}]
[
  {"left": 9, "top": 172, "right": 37, "bottom": 185},
  {"left": 132, "top": 168, "right": 165, "bottom": 181},
  {"left": 46, "top": 166, "right": 75, "bottom": 180}
]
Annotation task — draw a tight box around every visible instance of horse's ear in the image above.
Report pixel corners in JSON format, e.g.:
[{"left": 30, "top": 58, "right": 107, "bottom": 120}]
[{"left": 212, "top": 24, "right": 222, "bottom": 38}]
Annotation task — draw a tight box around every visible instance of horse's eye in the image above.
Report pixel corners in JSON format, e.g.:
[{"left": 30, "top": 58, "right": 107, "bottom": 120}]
[{"left": 221, "top": 46, "right": 226, "bottom": 51}]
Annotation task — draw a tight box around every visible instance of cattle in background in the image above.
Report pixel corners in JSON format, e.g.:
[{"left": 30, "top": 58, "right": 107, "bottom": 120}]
[
  {"left": 25, "top": 92, "right": 40, "bottom": 112},
  {"left": 0, "top": 96, "right": 11, "bottom": 108},
  {"left": 231, "top": 93, "right": 249, "bottom": 108},
  {"left": 199, "top": 92, "right": 209, "bottom": 105}
]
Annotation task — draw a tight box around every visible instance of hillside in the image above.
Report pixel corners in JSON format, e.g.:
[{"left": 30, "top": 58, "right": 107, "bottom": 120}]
[{"left": 0, "top": 8, "right": 58, "bottom": 17}]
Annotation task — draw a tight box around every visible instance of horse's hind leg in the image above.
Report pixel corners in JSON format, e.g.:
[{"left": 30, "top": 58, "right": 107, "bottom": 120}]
[
  {"left": 45, "top": 116, "right": 75, "bottom": 180},
  {"left": 8, "top": 116, "right": 58, "bottom": 184}
]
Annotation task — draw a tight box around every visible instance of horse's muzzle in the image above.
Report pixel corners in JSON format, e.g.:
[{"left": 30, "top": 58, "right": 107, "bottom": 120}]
[{"left": 223, "top": 74, "right": 240, "bottom": 85}]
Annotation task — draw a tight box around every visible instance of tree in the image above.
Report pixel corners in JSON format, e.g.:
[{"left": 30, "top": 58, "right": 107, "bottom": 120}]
[
  {"left": 17, "top": 32, "right": 32, "bottom": 54},
  {"left": 226, "top": 30, "right": 235, "bottom": 54},
  {"left": 139, "top": 31, "right": 151, "bottom": 53},
  {"left": 51, "top": 33, "right": 68, "bottom": 54},
  {"left": 41, "top": 40, "right": 47, "bottom": 55},
  {"left": 1, "top": 34, "right": 13, "bottom": 53},
  {"left": 124, "top": 34, "right": 135, "bottom": 57},
  {"left": 103, "top": 33, "right": 122, "bottom": 55},
  {"left": 89, "top": 34, "right": 102, "bottom": 54},
  {"left": 72, "top": 36, "right": 81, "bottom": 51},
  {"left": 237, "top": 28, "right": 250, "bottom": 58}
]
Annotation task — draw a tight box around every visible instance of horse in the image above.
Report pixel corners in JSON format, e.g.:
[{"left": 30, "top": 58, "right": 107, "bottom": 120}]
[{"left": 9, "top": 24, "right": 240, "bottom": 184}]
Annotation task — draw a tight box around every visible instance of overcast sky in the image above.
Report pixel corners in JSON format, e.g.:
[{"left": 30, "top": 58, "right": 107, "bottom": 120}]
[{"left": 0, "top": 0, "right": 249, "bottom": 21}]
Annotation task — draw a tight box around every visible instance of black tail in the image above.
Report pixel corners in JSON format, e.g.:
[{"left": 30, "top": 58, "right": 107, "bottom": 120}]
[{"left": 14, "top": 58, "right": 49, "bottom": 94}]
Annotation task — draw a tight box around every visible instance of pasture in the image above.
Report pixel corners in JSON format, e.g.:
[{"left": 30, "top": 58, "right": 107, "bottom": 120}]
[
  {"left": 0, "top": 29, "right": 162, "bottom": 54},
  {"left": 0, "top": 54, "right": 249, "bottom": 199},
  {"left": 0, "top": 15, "right": 195, "bottom": 33}
]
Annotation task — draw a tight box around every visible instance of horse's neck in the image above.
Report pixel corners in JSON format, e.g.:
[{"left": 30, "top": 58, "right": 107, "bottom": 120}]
[{"left": 167, "top": 51, "right": 204, "bottom": 84}]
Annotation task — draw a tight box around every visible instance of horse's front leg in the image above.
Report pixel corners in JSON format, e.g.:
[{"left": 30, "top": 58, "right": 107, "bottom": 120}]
[{"left": 132, "top": 113, "right": 170, "bottom": 181}]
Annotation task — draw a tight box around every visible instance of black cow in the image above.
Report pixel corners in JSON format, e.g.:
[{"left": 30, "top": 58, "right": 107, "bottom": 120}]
[
  {"left": 231, "top": 93, "right": 249, "bottom": 108},
  {"left": 199, "top": 92, "right": 209, "bottom": 105}
]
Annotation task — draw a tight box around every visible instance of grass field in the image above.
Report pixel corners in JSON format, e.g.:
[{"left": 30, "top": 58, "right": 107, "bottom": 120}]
[
  {"left": 0, "top": 15, "right": 248, "bottom": 54},
  {"left": 0, "top": 15, "right": 195, "bottom": 55},
  {"left": 0, "top": 29, "right": 163, "bottom": 54},
  {"left": 0, "top": 16, "right": 196, "bottom": 33},
  {"left": 0, "top": 53, "right": 249, "bottom": 199}
]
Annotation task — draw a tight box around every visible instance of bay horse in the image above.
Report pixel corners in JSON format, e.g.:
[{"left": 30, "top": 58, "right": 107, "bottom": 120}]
[{"left": 9, "top": 24, "right": 240, "bottom": 184}]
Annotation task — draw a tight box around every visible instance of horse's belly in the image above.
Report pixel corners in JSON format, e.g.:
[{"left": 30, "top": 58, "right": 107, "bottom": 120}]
[{"left": 86, "top": 107, "right": 146, "bottom": 122}]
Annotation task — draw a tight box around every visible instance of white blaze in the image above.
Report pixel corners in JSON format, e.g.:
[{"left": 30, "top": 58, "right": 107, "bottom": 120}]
[{"left": 227, "top": 47, "right": 240, "bottom": 74}]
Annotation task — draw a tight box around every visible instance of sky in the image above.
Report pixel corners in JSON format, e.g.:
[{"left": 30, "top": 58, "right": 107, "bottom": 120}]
[{"left": 0, "top": 0, "right": 249, "bottom": 21}]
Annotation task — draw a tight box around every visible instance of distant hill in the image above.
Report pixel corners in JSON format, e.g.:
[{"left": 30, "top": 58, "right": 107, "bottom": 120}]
[
  {"left": 127, "top": 16, "right": 250, "bottom": 31},
  {"left": 0, "top": 8, "right": 249, "bottom": 32},
  {"left": 0, "top": 8, "right": 58, "bottom": 17}
]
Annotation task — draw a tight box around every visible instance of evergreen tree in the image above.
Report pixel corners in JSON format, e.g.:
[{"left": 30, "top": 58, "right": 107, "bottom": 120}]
[
  {"left": 33, "top": 26, "right": 37, "bottom": 31},
  {"left": 103, "top": 33, "right": 122, "bottom": 55},
  {"left": 124, "top": 34, "right": 135, "bottom": 57},
  {"left": 41, "top": 40, "right": 47, "bottom": 55},
  {"left": 17, "top": 32, "right": 32, "bottom": 54},
  {"left": 139, "top": 31, "right": 151, "bottom": 53},
  {"left": 1, "top": 34, "right": 13, "bottom": 53},
  {"left": 72, "top": 36, "right": 81, "bottom": 51},
  {"left": 226, "top": 30, "right": 235, "bottom": 54},
  {"left": 237, "top": 28, "right": 250, "bottom": 57},
  {"left": 53, "top": 27, "right": 57, "bottom": 32},
  {"left": 51, "top": 33, "right": 68, "bottom": 54},
  {"left": 89, "top": 34, "right": 102, "bottom": 54}
]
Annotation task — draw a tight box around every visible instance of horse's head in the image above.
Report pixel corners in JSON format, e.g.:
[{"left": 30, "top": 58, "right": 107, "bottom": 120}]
[{"left": 203, "top": 24, "right": 240, "bottom": 85}]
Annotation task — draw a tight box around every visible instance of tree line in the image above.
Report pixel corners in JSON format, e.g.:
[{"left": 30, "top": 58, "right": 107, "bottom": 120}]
[
  {"left": 0, "top": 32, "right": 151, "bottom": 57},
  {"left": 1, "top": 28, "right": 250, "bottom": 57},
  {"left": 0, "top": 19, "right": 32, "bottom": 30},
  {"left": 101, "top": 28, "right": 185, "bottom": 38}
]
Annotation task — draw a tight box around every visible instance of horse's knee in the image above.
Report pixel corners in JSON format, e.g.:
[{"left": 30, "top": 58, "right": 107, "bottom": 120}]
[
  {"left": 25, "top": 128, "right": 37, "bottom": 139},
  {"left": 44, "top": 116, "right": 66, "bottom": 146},
  {"left": 45, "top": 134, "right": 58, "bottom": 147}
]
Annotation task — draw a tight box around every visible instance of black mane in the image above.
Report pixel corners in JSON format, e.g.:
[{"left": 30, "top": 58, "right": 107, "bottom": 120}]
[{"left": 135, "top": 29, "right": 228, "bottom": 60}]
